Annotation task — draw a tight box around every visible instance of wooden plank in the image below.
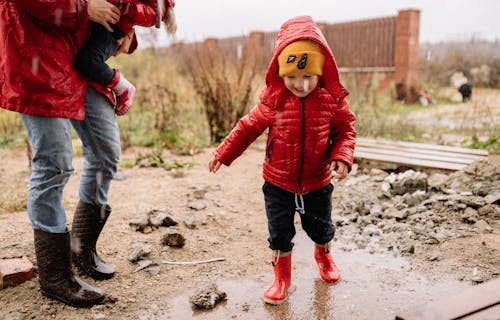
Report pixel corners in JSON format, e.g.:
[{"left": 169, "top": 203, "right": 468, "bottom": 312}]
[
  {"left": 357, "top": 138, "right": 489, "bottom": 156},
  {"left": 355, "top": 147, "right": 477, "bottom": 165},
  {"left": 354, "top": 150, "right": 467, "bottom": 171},
  {"left": 354, "top": 137, "right": 489, "bottom": 171},
  {"left": 462, "top": 303, "right": 500, "bottom": 320},
  {"left": 356, "top": 143, "right": 487, "bottom": 161},
  {"left": 395, "top": 277, "right": 500, "bottom": 320}
]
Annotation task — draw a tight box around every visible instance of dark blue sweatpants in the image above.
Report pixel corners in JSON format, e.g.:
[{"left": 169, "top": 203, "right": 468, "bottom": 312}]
[
  {"left": 262, "top": 182, "right": 335, "bottom": 252},
  {"left": 75, "top": 23, "right": 127, "bottom": 85}
]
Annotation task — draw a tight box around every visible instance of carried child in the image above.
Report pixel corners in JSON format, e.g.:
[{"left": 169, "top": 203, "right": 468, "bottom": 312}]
[
  {"left": 75, "top": 0, "right": 177, "bottom": 115},
  {"left": 208, "top": 16, "right": 356, "bottom": 304}
]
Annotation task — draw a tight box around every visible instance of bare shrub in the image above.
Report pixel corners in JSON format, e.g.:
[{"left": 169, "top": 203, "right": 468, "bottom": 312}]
[{"left": 176, "top": 40, "right": 258, "bottom": 143}]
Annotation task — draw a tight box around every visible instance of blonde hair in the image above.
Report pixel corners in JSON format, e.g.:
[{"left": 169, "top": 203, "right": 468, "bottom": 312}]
[{"left": 163, "top": 6, "right": 177, "bottom": 35}]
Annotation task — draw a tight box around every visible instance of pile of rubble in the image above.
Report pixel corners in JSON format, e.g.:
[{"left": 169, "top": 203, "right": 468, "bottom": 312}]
[{"left": 334, "top": 160, "right": 499, "bottom": 255}]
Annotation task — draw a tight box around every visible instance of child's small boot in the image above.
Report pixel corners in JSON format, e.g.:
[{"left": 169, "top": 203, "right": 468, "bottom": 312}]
[
  {"left": 109, "top": 69, "right": 136, "bottom": 116},
  {"left": 314, "top": 243, "right": 340, "bottom": 283},
  {"left": 263, "top": 251, "right": 292, "bottom": 305}
]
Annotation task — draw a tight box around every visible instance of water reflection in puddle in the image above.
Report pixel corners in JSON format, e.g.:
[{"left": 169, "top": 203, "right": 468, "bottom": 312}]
[{"left": 164, "top": 232, "right": 469, "bottom": 319}]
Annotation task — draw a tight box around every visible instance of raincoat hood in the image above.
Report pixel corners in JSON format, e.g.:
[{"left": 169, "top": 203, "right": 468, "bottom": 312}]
[{"left": 262, "top": 16, "right": 348, "bottom": 108}]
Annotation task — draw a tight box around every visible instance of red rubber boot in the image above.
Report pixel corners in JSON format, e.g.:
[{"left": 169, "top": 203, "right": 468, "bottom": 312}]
[
  {"left": 314, "top": 244, "right": 340, "bottom": 283},
  {"left": 263, "top": 252, "right": 292, "bottom": 305}
]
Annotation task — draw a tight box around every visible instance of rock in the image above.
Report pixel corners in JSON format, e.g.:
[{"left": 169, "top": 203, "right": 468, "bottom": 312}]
[
  {"left": 189, "top": 283, "right": 227, "bottom": 309},
  {"left": 129, "top": 215, "right": 150, "bottom": 232},
  {"left": 362, "top": 224, "right": 382, "bottom": 237},
  {"left": 461, "top": 207, "right": 479, "bottom": 224},
  {"left": 402, "top": 190, "right": 428, "bottom": 207},
  {"left": 382, "top": 170, "right": 428, "bottom": 196},
  {"left": 128, "top": 243, "right": 152, "bottom": 262},
  {"left": 183, "top": 215, "right": 197, "bottom": 229},
  {"left": 161, "top": 229, "right": 186, "bottom": 247},
  {"left": 427, "top": 173, "right": 449, "bottom": 190},
  {"left": 149, "top": 210, "right": 178, "bottom": 228},
  {"left": 457, "top": 195, "right": 486, "bottom": 208},
  {"left": 484, "top": 191, "right": 500, "bottom": 204},
  {"left": 191, "top": 184, "right": 209, "bottom": 199},
  {"left": 133, "top": 259, "right": 154, "bottom": 273},
  {"left": 478, "top": 204, "right": 500, "bottom": 218},
  {"left": 384, "top": 208, "right": 408, "bottom": 220},
  {"left": 188, "top": 200, "right": 207, "bottom": 211},
  {"left": 475, "top": 220, "right": 493, "bottom": 233}
]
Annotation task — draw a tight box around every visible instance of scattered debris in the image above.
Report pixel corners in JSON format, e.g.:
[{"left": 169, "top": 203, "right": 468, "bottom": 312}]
[{"left": 130, "top": 209, "right": 179, "bottom": 233}]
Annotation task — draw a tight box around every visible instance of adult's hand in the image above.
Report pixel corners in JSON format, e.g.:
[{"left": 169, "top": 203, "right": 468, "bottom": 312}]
[
  {"left": 114, "top": 30, "right": 135, "bottom": 56},
  {"left": 88, "top": 0, "right": 121, "bottom": 32}
]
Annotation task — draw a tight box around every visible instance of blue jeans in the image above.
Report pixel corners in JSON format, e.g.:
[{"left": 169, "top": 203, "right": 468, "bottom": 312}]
[
  {"left": 263, "top": 182, "right": 335, "bottom": 252},
  {"left": 21, "top": 87, "right": 121, "bottom": 233}
]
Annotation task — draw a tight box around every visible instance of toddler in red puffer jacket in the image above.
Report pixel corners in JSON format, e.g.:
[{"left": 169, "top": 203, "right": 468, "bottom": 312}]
[
  {"left": 75, "top": 0, "right": 176, "bottom": 116},
  {"left": 208, "top": 15, "right": 356, "bottom": 305}
]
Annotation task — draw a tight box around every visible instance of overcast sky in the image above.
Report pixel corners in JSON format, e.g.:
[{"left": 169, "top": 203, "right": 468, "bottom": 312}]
[{"left": 141, "top": 0, "right": 499, "bottom": 46}]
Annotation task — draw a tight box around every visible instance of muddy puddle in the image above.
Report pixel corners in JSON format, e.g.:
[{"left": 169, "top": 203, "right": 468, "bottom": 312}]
[{"left": 162, "top": 231, "right": 470, "bottom": 320}]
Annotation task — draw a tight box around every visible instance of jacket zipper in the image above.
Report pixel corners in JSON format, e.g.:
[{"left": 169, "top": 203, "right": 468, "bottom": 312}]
[{"left": 298, "top": 97, "right": 306, "bottom": 193}]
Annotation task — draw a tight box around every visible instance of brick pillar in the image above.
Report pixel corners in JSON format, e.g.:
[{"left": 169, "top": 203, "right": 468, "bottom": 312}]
[{"left": 394, "top": 9, "right": 420, "bottom": 103}]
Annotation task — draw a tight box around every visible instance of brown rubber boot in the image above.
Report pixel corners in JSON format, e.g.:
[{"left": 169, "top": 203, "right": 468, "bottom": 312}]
[
  {"left": 263, "top": 251, "right": 292, "bottom": 305},
  {"left": 34, "top": 229, "right": 104, "bottom": 307},
  {"left": 71, "top": 200, "right": 114, "bottom": 280}
]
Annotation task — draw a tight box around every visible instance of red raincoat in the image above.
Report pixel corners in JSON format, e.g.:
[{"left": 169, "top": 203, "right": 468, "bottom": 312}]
[
  {"left": 0, "top": 0, "right": 139, "bottom": 120},
  {"left": 214, "top": 16, "right": 357, "bottom": 194},
  {"left": 109, "top": 0, "right": 175, "bottom": 34},
  {"left": 0, "top": 0, "right": 91, "bottom": 119}
]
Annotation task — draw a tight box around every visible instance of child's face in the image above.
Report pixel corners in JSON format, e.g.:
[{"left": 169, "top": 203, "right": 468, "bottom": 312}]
[{"left": 283, "top": 74, "right": 319, "bottom": 98}]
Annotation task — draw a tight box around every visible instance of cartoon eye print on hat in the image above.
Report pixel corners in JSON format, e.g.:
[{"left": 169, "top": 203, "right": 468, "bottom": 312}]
[
  {"left": 297, "top": 54, "right": 308, "bottom": 69},
  {"left": 286, "top": 54, "right": 308, "bottom": 69}
]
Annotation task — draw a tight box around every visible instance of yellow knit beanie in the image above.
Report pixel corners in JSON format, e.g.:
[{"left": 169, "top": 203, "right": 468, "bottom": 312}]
[{"left": 278, "top": 40, "right": 325, "bottom": 77}]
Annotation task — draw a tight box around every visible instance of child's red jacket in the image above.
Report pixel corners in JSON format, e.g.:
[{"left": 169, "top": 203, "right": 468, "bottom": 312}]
[
  {"left": 109, "top": 0, "right": 175, "bottom": 34},
  {"left": 214, "top": 15, "right": 357, "bottom": 194}
]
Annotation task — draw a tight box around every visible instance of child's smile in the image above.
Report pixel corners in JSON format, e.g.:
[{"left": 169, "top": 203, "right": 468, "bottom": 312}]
[{"left": 283, "top": 74, "right": 319, "bottom": 97}]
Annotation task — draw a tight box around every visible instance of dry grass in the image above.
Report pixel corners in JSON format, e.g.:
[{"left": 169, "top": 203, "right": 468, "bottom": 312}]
[{"left": 0, "top": 190, "right": 27, "bottom": 213}]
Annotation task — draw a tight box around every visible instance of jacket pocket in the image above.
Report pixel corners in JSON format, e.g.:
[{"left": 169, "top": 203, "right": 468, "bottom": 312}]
[
  {"left": 266, "top": 137, "right": 275, "bottom": 163},
  {"left": 21, "top": 43, "right": 73, "bottom": 96}
]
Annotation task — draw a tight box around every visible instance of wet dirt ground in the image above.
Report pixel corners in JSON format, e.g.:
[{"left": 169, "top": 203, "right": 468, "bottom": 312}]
[
  {"left": 163, "top": 232, "right": 470, "bottom": 320},
  {"left": 1, "top": 142, "right": 497, "bottom": 320}
]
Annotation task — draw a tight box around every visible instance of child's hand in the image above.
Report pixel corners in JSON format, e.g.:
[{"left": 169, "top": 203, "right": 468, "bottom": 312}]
[
  {"left": 331, "top": 161, "right": 348, "bottom": 182},
  {"left": 208, "top": 158, "right": 222, "bottom": 173},
  {"left": 114, "top": 30, "right": 134, "bottom": 56}
]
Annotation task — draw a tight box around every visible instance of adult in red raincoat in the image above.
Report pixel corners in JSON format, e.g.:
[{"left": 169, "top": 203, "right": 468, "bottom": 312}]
[
  {"left": 0, "top": 0, "right": 133, "bottom": 307},
  {"left": 209, "top": 16, "right": 356, "bottom": 304}
]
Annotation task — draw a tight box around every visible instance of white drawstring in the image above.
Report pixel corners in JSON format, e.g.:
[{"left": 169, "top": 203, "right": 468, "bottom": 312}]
[{"left": 295, "top": 193, "right": 305, "bottom": 215}]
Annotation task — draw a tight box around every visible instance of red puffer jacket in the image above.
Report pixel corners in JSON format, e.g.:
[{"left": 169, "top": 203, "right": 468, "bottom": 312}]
[
  {"left": 109, "top": 0, "right": 175, "bottom": 34},
  {"left": 214, "top": 16, "right": 356, "bottom": 194},
  {"left": 0, "top": 0, "right": 91, "bottom": 120}
]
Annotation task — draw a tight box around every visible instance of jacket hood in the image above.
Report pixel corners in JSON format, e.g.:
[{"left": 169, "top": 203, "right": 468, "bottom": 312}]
[{"left": 262, "top": 15, "right": 348, "bottom": 107}]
